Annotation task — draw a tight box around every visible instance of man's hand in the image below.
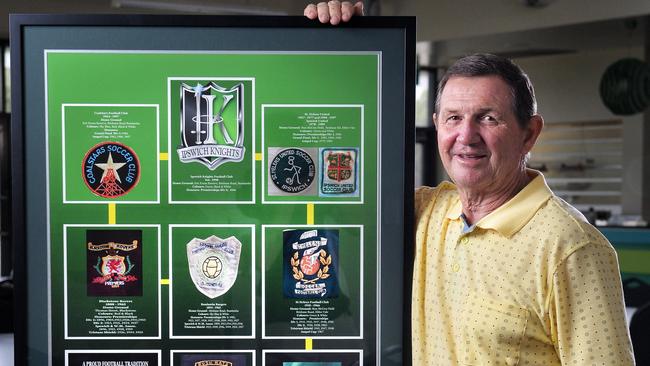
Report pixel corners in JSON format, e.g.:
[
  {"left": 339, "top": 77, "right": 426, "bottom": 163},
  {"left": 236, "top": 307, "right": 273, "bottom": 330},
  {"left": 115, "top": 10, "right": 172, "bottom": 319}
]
[{"left": 304, "top": 1, "right": 364, "bottom": 25}]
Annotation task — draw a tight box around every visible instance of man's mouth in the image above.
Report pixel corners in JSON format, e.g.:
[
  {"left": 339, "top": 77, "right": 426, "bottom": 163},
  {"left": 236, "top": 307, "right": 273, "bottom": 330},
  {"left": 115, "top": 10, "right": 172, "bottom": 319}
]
[{"left": 455, "top": 153, "right": 487, "bottom": 160}]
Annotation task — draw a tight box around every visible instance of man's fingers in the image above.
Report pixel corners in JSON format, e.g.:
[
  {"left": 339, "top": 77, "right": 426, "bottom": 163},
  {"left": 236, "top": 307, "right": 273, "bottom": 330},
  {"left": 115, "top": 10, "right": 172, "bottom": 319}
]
[
  {"left": 353, "top": 1, "right": 364, "bottom": 16},
  {"left": 305, "top": 0, "right": 363, "bottom": 24},
  {"left": 341, "top": 1, "right": 354, "bottom": 22},
  {"left": 303, "top": 3, "right": 318, "bottom": 19},
  {"left": 316, "top": 2, "right": 330, "bottom": 23},
  {"left": 328, "top": 0, "right": 342, "bottom": 25}
]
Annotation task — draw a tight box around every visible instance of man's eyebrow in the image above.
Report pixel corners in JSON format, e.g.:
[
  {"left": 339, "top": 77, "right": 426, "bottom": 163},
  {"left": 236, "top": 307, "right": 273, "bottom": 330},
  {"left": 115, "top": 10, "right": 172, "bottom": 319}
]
[
  {"left": 440, "top": 107, "right": 500, "bottom": 115},
  {"left": 440, "top": 108, "right": 459, "bottom": 114},
  {"left": 476, "top": 107, "right": 496, "bottom": 113},
  {"left": 476, "top": 107, "right": 503, "bottom": 116}
]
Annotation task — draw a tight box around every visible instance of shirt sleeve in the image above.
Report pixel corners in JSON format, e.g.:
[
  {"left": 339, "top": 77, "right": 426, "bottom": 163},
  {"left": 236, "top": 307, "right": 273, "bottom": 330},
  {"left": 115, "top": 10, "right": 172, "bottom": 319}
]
[
  {"left": 549, "top": 242, "right": 635, "bottom": 365},
  {"left": 415, "top": 186, "right": 438, "bottom": 222}
]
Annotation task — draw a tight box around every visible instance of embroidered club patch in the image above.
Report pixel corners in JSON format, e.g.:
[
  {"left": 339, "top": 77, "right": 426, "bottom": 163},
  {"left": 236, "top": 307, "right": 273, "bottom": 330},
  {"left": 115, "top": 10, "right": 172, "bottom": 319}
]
[
  {"left": 283, "top": 229, "right": 338, "bottom": 298},
  {"left": 82, "top": 141, "right": 140, "bottom": 198},
  {"left": 187, "top": 235, "right": 242, "bottom": 299},
  {"left": 180, "top": 353, "right": 247, "bottom": 366},
  {"left": 268, "top": 148, "right": 317, "bottom": 195},
  {"left": 86, "top": 229, "right": 142, "bottom": 296},
  {"left": 319, "top": 148, "right": 359, "bottom": 197}
]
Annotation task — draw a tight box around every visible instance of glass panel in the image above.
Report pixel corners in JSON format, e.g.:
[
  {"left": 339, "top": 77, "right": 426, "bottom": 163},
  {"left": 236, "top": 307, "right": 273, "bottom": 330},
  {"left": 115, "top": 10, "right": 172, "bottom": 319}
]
[
  {"left": 4, "top": 47, "right": 9, "bottom": 113},
  {"left": 415, "top": 143, "right": 424, "bottom": 187},
  {"left": 18, "top": 22, "right": 412, "bottom": 366},
  {"left": 415, "top": 71, "right": 429, "bottom": 127}
]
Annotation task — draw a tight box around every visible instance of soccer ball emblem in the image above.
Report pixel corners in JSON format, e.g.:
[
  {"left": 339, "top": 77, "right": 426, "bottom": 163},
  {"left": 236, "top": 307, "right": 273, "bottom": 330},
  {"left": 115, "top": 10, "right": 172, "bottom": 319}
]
[{"left": 202, "top": 256, "right": 223, "bottom": 279}]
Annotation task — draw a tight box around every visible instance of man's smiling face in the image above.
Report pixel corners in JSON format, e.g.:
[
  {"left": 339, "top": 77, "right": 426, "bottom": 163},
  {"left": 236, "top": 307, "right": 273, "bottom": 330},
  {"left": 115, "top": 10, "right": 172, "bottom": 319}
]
[{"left": 434, "top": 75, "right": 534, "bottom": 192}]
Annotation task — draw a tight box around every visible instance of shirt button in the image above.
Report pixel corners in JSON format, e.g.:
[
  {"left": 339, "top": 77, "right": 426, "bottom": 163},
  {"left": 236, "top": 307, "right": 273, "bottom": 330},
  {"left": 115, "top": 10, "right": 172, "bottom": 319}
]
[
  {"left": 460, "top": 237, "right": 469, "bottom": 244},
  {"left": 452, "top": 263, "right": 460, "bottom": 272}
]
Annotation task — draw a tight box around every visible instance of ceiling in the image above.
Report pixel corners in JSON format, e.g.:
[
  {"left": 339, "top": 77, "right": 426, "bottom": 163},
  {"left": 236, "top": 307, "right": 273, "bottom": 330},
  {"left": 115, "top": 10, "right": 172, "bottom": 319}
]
[
  {"left": 430, "top": 16, "right": 647, "bottom": 67},
  {"left": 0, "top": 0, "right": 308, "bottom": 39},
  {"left": 1, "top": 0, "right": 648, "bottom": 63}
]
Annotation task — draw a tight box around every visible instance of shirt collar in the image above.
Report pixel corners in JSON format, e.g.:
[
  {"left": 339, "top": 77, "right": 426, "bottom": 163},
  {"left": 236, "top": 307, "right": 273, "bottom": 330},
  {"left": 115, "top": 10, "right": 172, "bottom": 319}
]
[{"left": 445, "top": 170, "right": 553, "bottom": 237}]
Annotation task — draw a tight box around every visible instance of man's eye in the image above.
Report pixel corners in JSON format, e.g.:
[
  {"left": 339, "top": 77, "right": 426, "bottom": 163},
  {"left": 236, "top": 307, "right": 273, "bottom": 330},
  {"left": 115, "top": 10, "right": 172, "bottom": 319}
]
[
  {"left": 481, "top": 115, "right": 498, "bottom": 123},
  {"left": 446, "top": 115, "right": 461, "bottom": 122}
]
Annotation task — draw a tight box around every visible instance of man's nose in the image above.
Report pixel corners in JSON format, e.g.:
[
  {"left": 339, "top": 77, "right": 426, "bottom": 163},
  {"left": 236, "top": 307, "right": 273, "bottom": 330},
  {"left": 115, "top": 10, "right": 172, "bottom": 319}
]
[{"left": 456, "top": 119, "right": 481, "bottom": 144}]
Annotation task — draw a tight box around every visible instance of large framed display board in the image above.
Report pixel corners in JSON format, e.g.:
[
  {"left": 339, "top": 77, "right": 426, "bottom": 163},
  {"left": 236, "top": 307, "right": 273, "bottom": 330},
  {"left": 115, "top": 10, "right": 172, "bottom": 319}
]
[{"left": 11, "top": 14, "right": 415, "bottom": 366}]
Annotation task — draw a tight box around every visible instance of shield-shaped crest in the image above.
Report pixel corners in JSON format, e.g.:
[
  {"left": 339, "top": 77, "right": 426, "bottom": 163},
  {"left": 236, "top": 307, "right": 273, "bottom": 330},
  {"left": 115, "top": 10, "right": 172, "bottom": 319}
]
[
  {"left": 187, "top": 235, "right": 242, "bottom": 299},
  {"left": 326, "top": 152, "right": 353, "bottom": 181},
  {"left": 87, "top": 230, "right": 141, "bottom": 296},
  {"left": 283, "top": 229, "right": 339, "bottom": 298},
  {"left": 101, "top": 255, "right": 126, "bottom": 276},
  {"left": 319, "top": 148, "right": 359, "bottom": 196},
  {"left": 177, "top": 82, "right": 245, "bottom": 170}
]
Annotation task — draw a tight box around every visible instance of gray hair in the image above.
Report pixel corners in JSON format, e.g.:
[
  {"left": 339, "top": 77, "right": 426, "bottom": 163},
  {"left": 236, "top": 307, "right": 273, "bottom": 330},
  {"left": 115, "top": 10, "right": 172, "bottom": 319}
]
[{"left": 434, "top": 53, "right": 537, "bottom": 129}]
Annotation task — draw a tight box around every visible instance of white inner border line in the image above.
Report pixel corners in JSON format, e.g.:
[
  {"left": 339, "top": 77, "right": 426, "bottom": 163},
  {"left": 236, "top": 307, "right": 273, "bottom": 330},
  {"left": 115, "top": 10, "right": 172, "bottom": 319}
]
[
  {"left": 44, "top": 50, "right": 383, "bottom": 364},
  {"left": 45, "top": 50, "right": 380, "bottom": 55},
  {"left": 375, "top": 51, "right": 383, "bottom": 366},
  {"left": 43, "top": 49, "right": 53, "bottom": 366}
]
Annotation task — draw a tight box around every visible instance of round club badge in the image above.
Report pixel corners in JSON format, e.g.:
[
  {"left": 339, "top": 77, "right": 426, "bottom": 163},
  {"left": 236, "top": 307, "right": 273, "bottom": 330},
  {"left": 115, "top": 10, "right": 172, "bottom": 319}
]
[
  {"left": 82, "top": 142, "right": 140, "bottom": 198},
  {"left": 269, "top": 148, "right": 316, "bottom": 194}
]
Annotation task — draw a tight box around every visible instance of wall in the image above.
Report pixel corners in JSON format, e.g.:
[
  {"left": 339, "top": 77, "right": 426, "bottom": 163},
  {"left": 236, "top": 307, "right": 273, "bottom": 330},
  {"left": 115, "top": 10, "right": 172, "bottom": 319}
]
[
  {"left": 516, "top": 47, "right": 645, "bottom": 215},
  {"left": 386, "top": 0, "right": 650, "bottom": 42},
  {"left": 0, "top": 0, "right": 299, "bottom": 39}
]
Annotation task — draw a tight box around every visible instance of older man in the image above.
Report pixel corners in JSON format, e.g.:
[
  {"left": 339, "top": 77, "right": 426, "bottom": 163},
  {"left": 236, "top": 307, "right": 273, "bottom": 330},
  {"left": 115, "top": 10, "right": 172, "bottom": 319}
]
[{"left": 307, "top": 3, "right": 635, "bottom": 365}]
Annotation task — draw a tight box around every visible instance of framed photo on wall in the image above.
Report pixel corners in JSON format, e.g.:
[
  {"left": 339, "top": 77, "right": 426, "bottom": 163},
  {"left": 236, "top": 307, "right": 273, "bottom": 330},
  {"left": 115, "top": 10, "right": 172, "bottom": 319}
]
[{"left": 10, "top": 14, "right": 414, "bottom": 366}]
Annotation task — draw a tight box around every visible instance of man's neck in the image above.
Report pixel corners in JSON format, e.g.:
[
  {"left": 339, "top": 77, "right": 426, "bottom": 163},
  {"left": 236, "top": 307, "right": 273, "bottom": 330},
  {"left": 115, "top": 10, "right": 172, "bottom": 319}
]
[{"left": 457, "top": 171, "right": 532, "bottom": 225}]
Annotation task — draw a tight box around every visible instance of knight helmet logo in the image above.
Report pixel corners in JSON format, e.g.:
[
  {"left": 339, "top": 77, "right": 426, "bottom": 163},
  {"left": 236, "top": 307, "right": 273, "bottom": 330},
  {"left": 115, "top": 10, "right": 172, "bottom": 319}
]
[{"left": 177, "top": 82, "right": 245, "bottom": 170}]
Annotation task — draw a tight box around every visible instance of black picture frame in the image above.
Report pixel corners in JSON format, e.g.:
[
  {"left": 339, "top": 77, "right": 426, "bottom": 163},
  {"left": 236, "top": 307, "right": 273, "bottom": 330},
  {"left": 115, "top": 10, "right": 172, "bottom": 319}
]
[{"left": 10, "top": 14, "right": 415, "bottom": 366}]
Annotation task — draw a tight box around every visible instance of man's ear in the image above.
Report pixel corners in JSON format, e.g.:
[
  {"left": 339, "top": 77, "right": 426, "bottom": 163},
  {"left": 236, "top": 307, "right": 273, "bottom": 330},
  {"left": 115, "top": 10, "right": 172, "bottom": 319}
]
[
  {"left": 523, "top": 114, "right": 544, "bottom": 152},
  {"left": 432, "top": 113, "right": 438, "bottom": 129}
]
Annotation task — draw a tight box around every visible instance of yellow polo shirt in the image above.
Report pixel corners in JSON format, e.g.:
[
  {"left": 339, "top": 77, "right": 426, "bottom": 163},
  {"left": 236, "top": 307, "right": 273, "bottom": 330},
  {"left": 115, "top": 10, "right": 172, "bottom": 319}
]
[{"left": 412, "top": 171, "right": 634, "bottom": 365}]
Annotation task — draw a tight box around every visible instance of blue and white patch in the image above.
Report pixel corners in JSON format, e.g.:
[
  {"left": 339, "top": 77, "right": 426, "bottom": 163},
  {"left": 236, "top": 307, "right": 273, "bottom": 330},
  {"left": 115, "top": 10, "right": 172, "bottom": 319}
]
[{"left": 283, "top": 229, "right": 338, "bottom": 298}]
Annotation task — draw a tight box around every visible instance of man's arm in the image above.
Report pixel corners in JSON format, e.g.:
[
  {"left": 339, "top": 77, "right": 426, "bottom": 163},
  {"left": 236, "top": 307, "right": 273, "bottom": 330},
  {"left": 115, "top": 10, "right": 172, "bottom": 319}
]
[
  {"left": 303, "top": 1, "right": 364, "bottom": 25},
  {"left": 549, "top": 242, "right": 635, "bottom": 365}
]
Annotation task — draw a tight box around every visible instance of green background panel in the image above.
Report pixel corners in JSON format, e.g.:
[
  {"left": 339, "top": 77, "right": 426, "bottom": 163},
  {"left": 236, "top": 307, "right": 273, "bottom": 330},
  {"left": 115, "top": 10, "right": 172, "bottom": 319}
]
[
  {"left": 65, "top": 225, "right": 160, "bottom": 337},
  {"left": 170, "top": 225, "right": 253, "bottom": 337},
  {"left": 265, "top": 106, "right": 361, "bottom": 147},
  {"left": 46, "top": 51, "right": 378, "bottom": 363},
  {"left": 46, "top": 52, "right": 378, "bottom": 206}
]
